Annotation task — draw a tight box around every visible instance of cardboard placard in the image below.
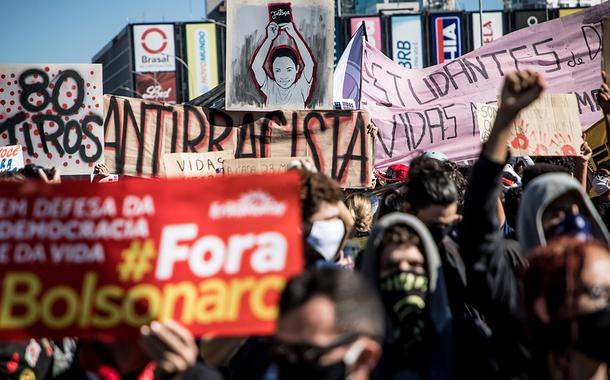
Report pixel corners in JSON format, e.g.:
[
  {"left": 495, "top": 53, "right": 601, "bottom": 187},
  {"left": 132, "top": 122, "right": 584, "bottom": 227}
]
[
  {"left": 507, "top": 94, "right": 583, "bottom": 157},
  {"left": 225, "top": 0, "right": 334, "bottom": 110},
  {"left": 0, "top": 65, "right": 104, "bottom": 174},
  {"left": 223, "top": 157, "right": 311, "bottom": 175},
  {"left": 0, "top": 172, "right": 303, "bottom": 340},
  {"left": 475, "top": 103, "right": 498, "bottom": 143},
  {"left": 0, "top": 144, "right": 24, "bottom": 173},
  {"left": 584, "top": 118, "right": 609, "bottom": 172},
  {"left": 164, "top": 151, "right": 234, "bottom": 178},
  {"left": 104, "top": 95, "right": 374, "bottom": 188}
]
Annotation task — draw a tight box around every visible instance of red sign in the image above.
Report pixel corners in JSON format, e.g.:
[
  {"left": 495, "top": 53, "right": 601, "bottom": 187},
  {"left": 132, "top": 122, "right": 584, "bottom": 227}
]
[
  {"left": 135, "top": 72, "right": 177, "bottom": 103},
  {"left": 141, "top": 27, "right": 168, "bottom": 54},
  {"left": 0, "top": 172, "right": 303, "bottom": 340}
]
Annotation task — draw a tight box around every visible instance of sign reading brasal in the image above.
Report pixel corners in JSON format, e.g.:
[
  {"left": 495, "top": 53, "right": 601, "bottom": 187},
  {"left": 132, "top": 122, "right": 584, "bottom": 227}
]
[{"left": 0, "top": 172, "right": 303, "bottom": 340}]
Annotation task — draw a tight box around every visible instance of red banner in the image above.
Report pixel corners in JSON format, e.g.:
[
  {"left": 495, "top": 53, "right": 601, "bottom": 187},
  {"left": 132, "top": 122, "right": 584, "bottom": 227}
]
[{"left": 0, "top": 172, "right": 303, "bottom": 340}]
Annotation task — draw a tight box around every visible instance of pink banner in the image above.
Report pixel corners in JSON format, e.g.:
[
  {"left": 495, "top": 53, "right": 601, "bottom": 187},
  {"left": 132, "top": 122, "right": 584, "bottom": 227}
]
[
  {"left": 351, "top": 17, "right": 382, "bottom": 52},
  {"left": 362, "top": 3, "right": 609, "bottom": 169}
]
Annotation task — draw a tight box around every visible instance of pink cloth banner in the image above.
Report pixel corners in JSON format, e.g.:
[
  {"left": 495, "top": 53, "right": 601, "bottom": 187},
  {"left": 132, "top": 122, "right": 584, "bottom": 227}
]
[{"left": 362, "top": 3, "right": 609, "bottom": 169}]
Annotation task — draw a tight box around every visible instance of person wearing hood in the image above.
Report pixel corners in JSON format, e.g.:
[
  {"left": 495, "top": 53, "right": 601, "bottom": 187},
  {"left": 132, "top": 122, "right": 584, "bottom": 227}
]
[
  {"left": 517, "top": 172, "right": 610, "bottom": 252},
  {"left": 358, "top": 213, "right": 454, "bottom": 380}
]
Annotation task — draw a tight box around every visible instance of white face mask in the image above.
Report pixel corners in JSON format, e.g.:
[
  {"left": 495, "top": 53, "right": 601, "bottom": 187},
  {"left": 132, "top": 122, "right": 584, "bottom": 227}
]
[
  {"left": 593, "top": 173, "right": 610, "bottom": 196},
  {"left": 306, "top": 219, "right": 346, "bottom": 261}
]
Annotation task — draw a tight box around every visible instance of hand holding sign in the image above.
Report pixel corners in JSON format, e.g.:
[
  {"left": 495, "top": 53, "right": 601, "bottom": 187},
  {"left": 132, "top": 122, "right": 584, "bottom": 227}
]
[
  {"left": 281, "top": 23, "right": 297, "bottom": 39},
  {"left": 267, "top": 22, "right": 279, "bottom": 39},
  {"left": 597, "top": 71, "right": 610, "bottom": 115},
  {"left": 140, "top": 320, "right": 198, "bottom": 379}
]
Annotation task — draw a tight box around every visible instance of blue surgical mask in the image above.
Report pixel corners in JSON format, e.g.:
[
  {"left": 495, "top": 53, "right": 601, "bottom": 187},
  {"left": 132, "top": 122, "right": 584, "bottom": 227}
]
[{"left": 544, "top": 212, "right": 593, "bottom": 241}]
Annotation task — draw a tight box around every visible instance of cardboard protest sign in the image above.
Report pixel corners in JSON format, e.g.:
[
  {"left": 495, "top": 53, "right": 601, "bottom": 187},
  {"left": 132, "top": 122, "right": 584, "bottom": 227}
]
[
  {"left": 225, "top": 0, "right": 334, "bottom": 111},
  {"left": 0, "top": 65, "right": 104, "bottom": 174},
  {"left": 361, "top": 3, "right": 609, "bottom": 169},
  {"left": 104, "top": 96, "right": 374, "bottom": 188},
  {"left": 224, "top": 157, "right": 311, "bottom": 175},
  {"left": 0, "top": 145, "right": 24, "bottom": 173},
  {"left": 0, "top": 172, "right": 303, "bottom": 340},
  {"left": 103, "top": 95, "right": 237, "bottom": 177},
  {"left": 475, "top": 103, "right": 498, "bottom": 143},
  {"left": 584, "top": 118, "right": 609, "bottom": 171},
  {"left": 506, "top": 94, "right": 584, "bottom": 156},
  {"left": 164, "top": 151, "right": 234, "bottom": 178}
]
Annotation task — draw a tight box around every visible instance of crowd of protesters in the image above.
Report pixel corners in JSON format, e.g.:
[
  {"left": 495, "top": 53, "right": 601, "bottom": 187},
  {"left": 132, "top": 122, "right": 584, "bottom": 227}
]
[{"left": 2, "top": 70, "right": 610, "bottom": 380}]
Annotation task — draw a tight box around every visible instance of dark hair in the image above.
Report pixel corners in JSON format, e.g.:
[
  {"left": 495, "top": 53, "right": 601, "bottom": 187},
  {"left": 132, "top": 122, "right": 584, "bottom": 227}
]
[
  {"left": 504, "top": 186, "right": 523, "bottom": 229},
  {"left": 521, "top": 163, "right": 570, "bottom": 189},
  {"left": 379, "top": 223, "right": 422, "bottom": 255},
  {"left": 533, "top": 157, "right": 576, "bottom": 175},
  {"left": 378, "top": 188, "right": 408, "bottom": 218},
  {"left": 300, "top": 170, "right": 343, "bottom": 222},
  {"left": 407, "top": 171, "right": 458, "bottom": 212},
  {"left": 279, "top": 268, "right": 385, "bottom": 342},
  {"left": 271, "top": 47, "right": 299, "bottom": 67}
]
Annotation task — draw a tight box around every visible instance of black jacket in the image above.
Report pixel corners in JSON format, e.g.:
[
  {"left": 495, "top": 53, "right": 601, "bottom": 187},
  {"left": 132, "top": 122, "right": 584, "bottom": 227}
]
[{"left": 460, "top": 154, "right": 531, "bottom": 380}]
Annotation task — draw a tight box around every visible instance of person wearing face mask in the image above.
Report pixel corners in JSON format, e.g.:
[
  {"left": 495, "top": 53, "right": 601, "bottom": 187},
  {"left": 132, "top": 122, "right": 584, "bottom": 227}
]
[
  {"left": 517, "top": 172, "right": 610, "bottom": 252},
  {"left": 524, "top": 238, "right": 610, "bottom": 380},
  {"left": 300, "top": 170, "right": 353, "bottom": 267},
  {"left": 404, "top": 162, "right": 468, "bottom": 321},
  {"left": 590, "top": 161, "right": 610, "bottom": 229},
  {"left": 273, "top": 268, "right": 385, "bottom": 380},
  {"left": 358, "top": 213, "right": 455, "bottom": 380}
]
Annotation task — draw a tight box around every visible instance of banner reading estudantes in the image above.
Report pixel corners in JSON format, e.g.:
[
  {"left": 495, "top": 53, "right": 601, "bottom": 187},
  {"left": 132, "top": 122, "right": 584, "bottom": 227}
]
[{"left": 361, "top": 3, "right": 609, "bottom": 168}]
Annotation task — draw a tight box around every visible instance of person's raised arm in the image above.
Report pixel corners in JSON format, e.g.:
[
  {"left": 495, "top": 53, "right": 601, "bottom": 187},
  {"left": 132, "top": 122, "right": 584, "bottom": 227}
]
[
  {"left": 484, "top": 70, "right": 546, "bottom": 164},
  {"left": 282, "top": 22, "right": 314, "bottom": 83},
  {"left": 251, "top": 22, "right": 279, "bottom": 87},
  {"left": 596, "top": 71, "right": 610, "bottom": 151}
]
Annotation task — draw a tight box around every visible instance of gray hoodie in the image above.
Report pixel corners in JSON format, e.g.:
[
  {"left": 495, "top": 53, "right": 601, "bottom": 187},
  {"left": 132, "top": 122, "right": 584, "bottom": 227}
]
[
  {"left": 517, "top": 172, "right": 610, "bottom": 253},
  {"left": 359, "top": 213, "right": 453, "bottom": 380}
]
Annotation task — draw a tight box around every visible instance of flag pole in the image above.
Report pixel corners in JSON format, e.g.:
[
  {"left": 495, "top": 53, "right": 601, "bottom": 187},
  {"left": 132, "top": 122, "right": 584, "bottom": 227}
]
[{"left": 479, "top": 0, "right": 484, "bottom": 48}]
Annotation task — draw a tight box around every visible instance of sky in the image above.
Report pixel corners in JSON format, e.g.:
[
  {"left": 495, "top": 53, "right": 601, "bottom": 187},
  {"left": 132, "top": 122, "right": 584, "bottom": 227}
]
[
  {"left": 0, "top": 0, "right": 207, "bottom": 64},
  {"left": 0, "top": 0, "right": 503, "bottom": 64}
]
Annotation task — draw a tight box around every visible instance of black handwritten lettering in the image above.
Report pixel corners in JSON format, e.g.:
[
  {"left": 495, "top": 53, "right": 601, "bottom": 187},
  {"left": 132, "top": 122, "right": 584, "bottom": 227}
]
[{"left": 532, "top": 38, "right": 561, "bottom": 73}]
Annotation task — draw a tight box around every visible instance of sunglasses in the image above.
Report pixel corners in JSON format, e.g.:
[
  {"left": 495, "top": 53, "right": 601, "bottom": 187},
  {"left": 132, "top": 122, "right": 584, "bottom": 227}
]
[{"left": 270, "top": 332, "right": 360, "bottom": 364}]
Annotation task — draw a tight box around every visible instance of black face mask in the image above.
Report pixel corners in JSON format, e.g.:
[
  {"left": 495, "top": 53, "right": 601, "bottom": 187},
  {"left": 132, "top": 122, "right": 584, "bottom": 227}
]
[
  {"left": 575, "top": 304, "right": 610, "bottom": 363},
  {"left": 427, "top": 224, "right": 452, "bottom": 244},
  {"left": 379, "top": 270, "right": 434, "bottom": 363},
  {"left": 276, "top": 357, "right": 346, "bottom": 380}
]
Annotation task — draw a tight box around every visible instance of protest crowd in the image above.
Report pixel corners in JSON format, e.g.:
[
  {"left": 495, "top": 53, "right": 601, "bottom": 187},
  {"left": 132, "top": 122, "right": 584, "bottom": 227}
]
[{"left": 3, "top": 2, "right": 610, "bottom": 380}]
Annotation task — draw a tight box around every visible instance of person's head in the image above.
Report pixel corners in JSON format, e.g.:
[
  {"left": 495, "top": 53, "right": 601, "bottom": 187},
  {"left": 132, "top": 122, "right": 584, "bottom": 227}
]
[
  {"left": 345, "top": 194, "right": 373, "bottom": 236},
  {"left": 407, "top": 170, "right": 459, "bottom": 244},
  {"left": 521, "top": 163, "right": 570, "bottom": 189},
  {"left": 525, "top": 238, "right": 610, "bottom": 379},
  {"left": 518, "top": 173, "right": 610, "bottom": 253},
  {"left": 275, "top": 268, "right": 384, "bottom": 380},
  {"left": 593, "top": 162, "right": 610, "bottom": 197},
  {"left": 377, "top": 187, "right": 409, "bottom": 218},
  {"left": 271, "top": 46, "right": 300, "bottom": 89},
  {"left": 300, "top": 170, "right": 348, "bottom": 263},
  {"left": 534, "top": 156, "right": 576, "bottom": 176}
]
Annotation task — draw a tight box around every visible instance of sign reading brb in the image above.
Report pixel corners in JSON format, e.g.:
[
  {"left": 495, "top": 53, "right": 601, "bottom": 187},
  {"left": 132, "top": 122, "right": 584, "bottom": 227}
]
[
  {"left": 133, "top": 24, "right": 176, "bottom": 73},
  {"left": 432, "top": 14, "right": 462, "bottom": 64}
]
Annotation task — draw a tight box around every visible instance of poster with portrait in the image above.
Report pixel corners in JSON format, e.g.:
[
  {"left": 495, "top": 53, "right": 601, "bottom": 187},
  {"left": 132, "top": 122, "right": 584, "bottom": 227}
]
[{"left": 225, "top": 0, "right": 334, "bottom": 111}]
